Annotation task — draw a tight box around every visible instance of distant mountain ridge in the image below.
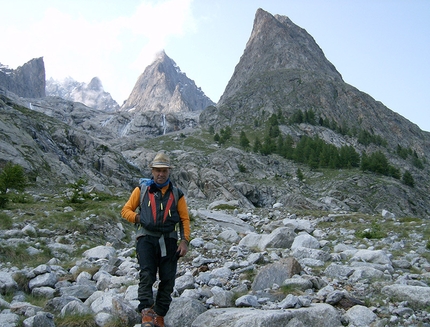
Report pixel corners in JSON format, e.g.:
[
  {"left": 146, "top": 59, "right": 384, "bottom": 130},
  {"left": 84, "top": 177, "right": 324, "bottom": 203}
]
[{"left": 46, "top": 76, "right": 120, "bottom": 112}]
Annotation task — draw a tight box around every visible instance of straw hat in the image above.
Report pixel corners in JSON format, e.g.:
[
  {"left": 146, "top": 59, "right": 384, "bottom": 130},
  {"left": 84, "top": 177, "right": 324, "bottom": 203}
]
[{"left": 149, "top": 152, "right": 172, "bottom": 168}]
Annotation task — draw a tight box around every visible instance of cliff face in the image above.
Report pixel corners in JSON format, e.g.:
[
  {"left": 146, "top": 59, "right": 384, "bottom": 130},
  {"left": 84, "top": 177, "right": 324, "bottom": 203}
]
[
  {"left": 0, "top": 57, "right": 45, "bottom": 98},
  {"left": 121, "top": 50, "right": 214, "bottom": 113},
  {"left": 202, "top": 9, "right": 429, "bottom": 157}
]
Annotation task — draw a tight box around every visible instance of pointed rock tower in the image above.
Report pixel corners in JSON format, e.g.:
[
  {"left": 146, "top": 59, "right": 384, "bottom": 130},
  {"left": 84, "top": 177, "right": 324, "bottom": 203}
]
[
  {"left": 0, "top": 57, "right": 45, "bottom": 98},
  {"left": 121, "top": 51, "right": 214, "bottom": 113},
  {"left": 201, "top": 8, "right": 427, "bottom": 153},
  {"left": 218, "top": 8, "right": 342, "bottom": 105}
]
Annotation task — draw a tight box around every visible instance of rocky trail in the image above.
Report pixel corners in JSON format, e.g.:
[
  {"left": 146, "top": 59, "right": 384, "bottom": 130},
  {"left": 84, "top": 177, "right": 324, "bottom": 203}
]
[{"left": 0, "top": 188, "right": 429, "bottom": 327}]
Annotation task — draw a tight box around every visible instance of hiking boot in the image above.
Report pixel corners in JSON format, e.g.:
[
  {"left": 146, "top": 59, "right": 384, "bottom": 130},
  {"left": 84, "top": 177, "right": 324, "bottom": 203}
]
[
  {"left": 141, "top": 308, "right": 156, "bottom": 326},
  {"left": 153, "top": 314, "right": 164, "bottom": 327}
]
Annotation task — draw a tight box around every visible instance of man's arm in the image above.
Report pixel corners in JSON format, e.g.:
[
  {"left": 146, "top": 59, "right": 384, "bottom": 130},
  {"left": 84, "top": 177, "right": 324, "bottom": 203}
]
[{"left": 121, "top": 187, "right": 141, "bottom": 223}]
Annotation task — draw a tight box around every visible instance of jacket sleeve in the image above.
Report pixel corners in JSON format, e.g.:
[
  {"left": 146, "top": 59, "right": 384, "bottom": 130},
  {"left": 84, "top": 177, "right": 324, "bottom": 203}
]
[
  {"left": 121, "top": 187, "right": 141, "bottom": 223},
  {"left": 177, "top": 195, "right": 191, "bottom": 242}
]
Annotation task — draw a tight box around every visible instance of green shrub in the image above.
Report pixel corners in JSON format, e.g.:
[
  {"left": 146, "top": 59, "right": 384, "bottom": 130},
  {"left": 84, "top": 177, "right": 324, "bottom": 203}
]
[
  {"left": 357, "top": 221, "right": 386, "bottom": 239},
  {"left": 0, "top": 162, "right": 27, "bottom": 191},
  {"left": 0, "top": 163, "right": 27, "bottom": 208},
  {"left": 9, "top": 192, "right": 34, "bottom": 204},
  {"left": 402, "top": 170, "right": 415, "bottom": 187},
  {"left": 296, "top": 168, "right": 304, "bottom": 181}
]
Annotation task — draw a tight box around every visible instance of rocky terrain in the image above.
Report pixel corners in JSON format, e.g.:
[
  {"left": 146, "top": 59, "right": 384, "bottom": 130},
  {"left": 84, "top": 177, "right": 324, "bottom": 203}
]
[
  {"left": 0, "top": 187, "right": 429, "bottom": 327},
  {"left": 1, "top": 7, "right": 430, "bottom": 327}
]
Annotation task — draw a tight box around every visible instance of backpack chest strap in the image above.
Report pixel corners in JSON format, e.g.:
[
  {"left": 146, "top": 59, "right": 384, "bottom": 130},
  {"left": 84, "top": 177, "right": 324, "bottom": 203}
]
[{"left": 147, "top": 191, "right": 175, "bottom": 223}]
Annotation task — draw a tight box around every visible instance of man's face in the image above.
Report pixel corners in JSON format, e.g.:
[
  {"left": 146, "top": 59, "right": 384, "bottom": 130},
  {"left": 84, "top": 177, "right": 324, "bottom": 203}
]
[{"left": 151, "top": 167, "right": 170, "bottom": 184}]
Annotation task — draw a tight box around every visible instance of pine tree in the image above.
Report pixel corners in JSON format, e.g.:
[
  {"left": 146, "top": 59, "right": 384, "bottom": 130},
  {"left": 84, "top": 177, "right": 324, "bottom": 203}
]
[
  {"left": 239, "top": 130, "right": 250, "bottom": 149},
  {"left": 402, "top": 170, "right": 415, "bottom": 187}
]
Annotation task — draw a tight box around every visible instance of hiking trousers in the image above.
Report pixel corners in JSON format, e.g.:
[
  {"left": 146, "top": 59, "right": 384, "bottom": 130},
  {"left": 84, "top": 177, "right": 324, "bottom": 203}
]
[{"left": 136, "top": 234, "right": 178, "bottom": 316}]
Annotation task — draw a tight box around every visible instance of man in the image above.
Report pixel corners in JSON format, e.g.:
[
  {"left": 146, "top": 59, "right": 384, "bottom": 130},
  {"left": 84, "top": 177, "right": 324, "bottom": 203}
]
[{"left": 121, "top": 152, "right": 190, "bottom": 327}]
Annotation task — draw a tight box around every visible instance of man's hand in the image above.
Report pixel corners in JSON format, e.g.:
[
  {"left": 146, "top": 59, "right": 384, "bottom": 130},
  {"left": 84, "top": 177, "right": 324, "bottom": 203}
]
[{"left": 176, "top": 240, "right": 188, "bottom": 257}]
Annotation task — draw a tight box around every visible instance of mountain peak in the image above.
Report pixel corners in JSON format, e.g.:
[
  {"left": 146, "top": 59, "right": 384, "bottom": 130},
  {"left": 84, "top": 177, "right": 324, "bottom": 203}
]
[
  {"left": 251, "top": 9, "right": 341, "bottom": 77},
  {"left": 202, "top": 8, "right": 427, "bottom": 157},
  {"left": 217, "top": 9, "right": 342, "bottom": 107},
  {"left": 0, "top": 57, "right": 45, "bottom": 98},
  {"left": 88, "top": 77, "right": 103, "bottom": 91},
  {"left": 121, "top": 51, "right": 214, "bottom": 113}
]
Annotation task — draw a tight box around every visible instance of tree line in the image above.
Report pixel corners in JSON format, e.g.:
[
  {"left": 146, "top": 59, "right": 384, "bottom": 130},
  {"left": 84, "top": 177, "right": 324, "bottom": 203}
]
[{"left": 212, "top": 111, "right": 416, "bottom": 187}]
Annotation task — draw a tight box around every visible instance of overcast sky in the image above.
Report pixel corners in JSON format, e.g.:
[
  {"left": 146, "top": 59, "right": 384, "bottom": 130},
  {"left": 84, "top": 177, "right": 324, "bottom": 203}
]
[{"left": 2, "top": 0, "right": 429, "bottom": 131}]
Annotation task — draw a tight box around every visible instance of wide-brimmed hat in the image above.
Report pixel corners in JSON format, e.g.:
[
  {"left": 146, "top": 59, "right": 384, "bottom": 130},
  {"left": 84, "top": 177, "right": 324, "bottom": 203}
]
[{"left": 149, "top": 152, "right": 172, "bottom": 168}]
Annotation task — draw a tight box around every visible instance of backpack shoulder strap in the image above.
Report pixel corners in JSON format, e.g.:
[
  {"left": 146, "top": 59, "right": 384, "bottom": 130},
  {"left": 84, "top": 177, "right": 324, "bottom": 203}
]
[
  {"left": 139, "top": 185, "right": 148, "bottom": 208},
  {"left": 172, "top": 186, "right": 179, "bottom": 204}
]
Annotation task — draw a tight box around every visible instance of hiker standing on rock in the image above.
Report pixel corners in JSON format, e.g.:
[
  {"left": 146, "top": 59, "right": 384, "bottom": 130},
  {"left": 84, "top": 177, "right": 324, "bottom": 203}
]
[{"left": 121, "top": 152, "right": 190, "bottom": 327}]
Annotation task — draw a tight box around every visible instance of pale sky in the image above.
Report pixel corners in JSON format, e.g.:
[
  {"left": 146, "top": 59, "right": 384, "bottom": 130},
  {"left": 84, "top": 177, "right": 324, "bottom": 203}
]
[{"left": 1, "top": 0, "right": 429, "bottom": 131}]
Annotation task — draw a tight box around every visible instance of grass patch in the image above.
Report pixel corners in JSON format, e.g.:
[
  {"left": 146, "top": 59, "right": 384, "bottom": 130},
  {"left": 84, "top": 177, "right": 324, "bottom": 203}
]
[
  {"left": 211, "top": 204, "right": 237, "bottom": 211},
  {"left": 26, "top": 293, "right": 50, "bottom": 308},
  {"left": 55, "top": 313, "right": 128, "bottom": 327},
  {"left": 0, "top": 212, "right": 13, "bottom": 229},
  {"left": 1, "top": 290, "right": 16, "bottom": 305},
  {"left": 0, "top": 243, "right": 52, "bottom": 269},
  {"left": 55, "top": 313, "right": 97, "bottom": 327},
  {"left": 9, "top": 192, "right": 34, "bottom": 204},
  {"left": 279, "top": 284, "right": 304, "bottom": 296},
  {"left": 12, "top": 271, "right": 31, "bottom": 293}
]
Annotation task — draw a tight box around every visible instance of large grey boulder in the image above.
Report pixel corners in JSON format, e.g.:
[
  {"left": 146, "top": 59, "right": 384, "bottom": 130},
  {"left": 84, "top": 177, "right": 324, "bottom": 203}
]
[
  {"left": 0, "top": 272, "right": 18, "bottom": 294},
  {"left": 0, "top": 313, "right": 20, "bottom": 327},
  {"left": 381, "top": 285, "right": 430, "bottom": 309},
  {"left": 59, "top": 284, "right": 98, "bottom": 300},
  {"left": 252, "top": 257, "right": 302, "bottom": 291},
  {"left": 239, "top": 227, "right": 296, "bottom": 251},
  {"left": 83, "top": 245, "right": 116, "bottom": 261},
  {"left": 166, "top": 297, "right": 207, "bottom": 327},
  {"left": 190, "top": 304, "right": 342, "bottom": 327},
  {"left": 28, "top": 272, "right": 58, "bottom": 290},
  {"left": 343, "top": 305, "right": 377, "bottom": 327}
]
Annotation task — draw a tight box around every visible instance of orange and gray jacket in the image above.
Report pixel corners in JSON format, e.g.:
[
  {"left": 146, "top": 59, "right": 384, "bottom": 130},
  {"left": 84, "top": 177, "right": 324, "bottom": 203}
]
[{"left": 121, "top": 183, "right": 190, "bottom": 243}]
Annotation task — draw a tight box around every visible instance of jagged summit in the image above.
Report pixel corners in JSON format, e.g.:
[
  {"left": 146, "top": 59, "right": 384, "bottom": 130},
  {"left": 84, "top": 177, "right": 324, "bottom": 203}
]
[
  {"left": 218, "top": 8, "right": 342, "bottom": 106},
  {"left": 121, "top": 50, "right": 214, "bottom": 113},
  {"left": 46, "top": 76, "right": 119, "bottom": 112},
  {"left": 87, "top": 77, "right": 103, "bottom": 91}
]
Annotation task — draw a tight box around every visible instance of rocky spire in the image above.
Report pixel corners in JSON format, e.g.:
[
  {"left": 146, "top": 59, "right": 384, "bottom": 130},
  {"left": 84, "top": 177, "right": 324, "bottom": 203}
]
[
  {"left": 218, "top": 8, "right": 342, "bottom": 106},
  {"left": 0, "top": 57, "right": 45, "bottom": 98},
  {"left": 203, "top": 8, "right": 427, "bottom": 156},
  {"left": 121, "top": 50, "right": 214, "bottom": 113}
]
